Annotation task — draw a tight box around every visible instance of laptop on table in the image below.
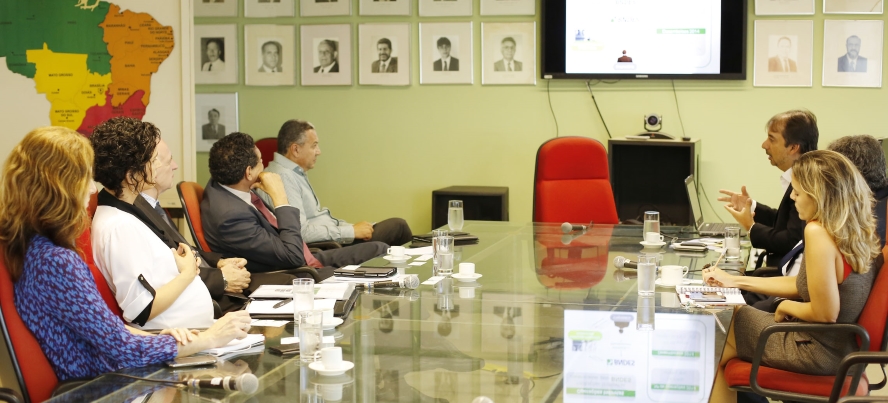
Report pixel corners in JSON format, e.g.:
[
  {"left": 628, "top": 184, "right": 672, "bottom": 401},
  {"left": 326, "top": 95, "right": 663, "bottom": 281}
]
[{"left": 685, "top": 175, "right": 746, "bottom": 237}]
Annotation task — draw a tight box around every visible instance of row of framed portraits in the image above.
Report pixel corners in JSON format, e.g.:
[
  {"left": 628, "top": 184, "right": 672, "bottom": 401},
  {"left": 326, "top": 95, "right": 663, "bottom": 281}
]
[
  {"left": 195, "top": 0, "right": 533, "bottom": 18},
  {"left": 756, "top": 0, "right": 883, "bottom": 15},
  {"left": 195, "top": 22, "right": 536, "bottom": 86},
  {"left": 753, "top": 19, "right": 883, "bottom": 87}
]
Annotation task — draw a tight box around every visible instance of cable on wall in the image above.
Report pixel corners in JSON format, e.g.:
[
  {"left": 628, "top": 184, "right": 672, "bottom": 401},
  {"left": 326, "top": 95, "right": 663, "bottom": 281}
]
[
  {"left": 586, "top": 80, "right": 614, "bottom": 139},
  {"left": 547, "top": 79, "right": 560, "bottom": 137},
  {"left": 671, "top": 80, "right": 687, "bottom": 138}
]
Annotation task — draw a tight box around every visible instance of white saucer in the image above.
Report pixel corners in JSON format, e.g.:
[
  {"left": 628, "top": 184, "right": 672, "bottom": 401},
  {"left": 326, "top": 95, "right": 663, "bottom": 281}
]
[
  {"left": 451, "top": 273, "right": 482, "bottom": 282},
  {"left": 640, "top": 241, "right": 666, "bottom": 248},
  {"left": 323, "top": 317, "right": 344, "bottom": 330},
  {"left": 383, "top": 255, "right": 409, "bottom": 263},
  {"left": 655, "top": 278, "right": 690, "bottom": 287},
  {"left": 309, "top": 360, "right": 354, "bottom": 376}
]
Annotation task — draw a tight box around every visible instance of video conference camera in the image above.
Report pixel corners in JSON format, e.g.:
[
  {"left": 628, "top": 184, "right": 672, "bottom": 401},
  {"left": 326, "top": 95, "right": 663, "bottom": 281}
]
[{"left": 626, "top": 113, "right": 676, "bottom": 140}]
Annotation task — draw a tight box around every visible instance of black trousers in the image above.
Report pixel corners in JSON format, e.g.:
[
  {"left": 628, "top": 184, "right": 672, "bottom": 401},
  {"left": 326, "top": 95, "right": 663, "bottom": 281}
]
[{"left": 351, "top": 217, "right": 413, "bottom": 246}]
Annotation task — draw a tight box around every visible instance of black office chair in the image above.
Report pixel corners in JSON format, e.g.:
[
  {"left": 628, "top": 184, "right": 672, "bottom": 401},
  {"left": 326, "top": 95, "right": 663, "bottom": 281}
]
[{"left": 0, "top": 388, "right": 23, "bottom": 403}]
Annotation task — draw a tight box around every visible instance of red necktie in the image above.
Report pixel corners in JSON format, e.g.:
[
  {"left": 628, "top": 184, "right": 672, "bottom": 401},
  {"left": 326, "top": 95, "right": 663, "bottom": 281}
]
[{"left": 250, "top": 192, "right": 322, "bottom": 268}]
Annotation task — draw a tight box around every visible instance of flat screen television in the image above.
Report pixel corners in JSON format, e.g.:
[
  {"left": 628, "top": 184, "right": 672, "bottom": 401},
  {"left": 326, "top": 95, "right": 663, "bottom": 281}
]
[{"left": 542, "top": 0, "right": 747, "bottom": 80}]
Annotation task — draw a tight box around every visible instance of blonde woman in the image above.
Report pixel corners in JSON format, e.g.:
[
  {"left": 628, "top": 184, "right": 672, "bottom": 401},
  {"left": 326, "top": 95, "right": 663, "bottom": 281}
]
[
  {"left": 704, "top": 150, "right": 880, "bottom": 402},
  {"left": 0, "top": 127, "right": 250, "bottom": 381}
]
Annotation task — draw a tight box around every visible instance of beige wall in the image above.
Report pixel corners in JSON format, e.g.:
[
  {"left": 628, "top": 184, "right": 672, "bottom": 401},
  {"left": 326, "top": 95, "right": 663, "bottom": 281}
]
[{"left": 196, "top": 2, "right": 887, "bottom": 234}]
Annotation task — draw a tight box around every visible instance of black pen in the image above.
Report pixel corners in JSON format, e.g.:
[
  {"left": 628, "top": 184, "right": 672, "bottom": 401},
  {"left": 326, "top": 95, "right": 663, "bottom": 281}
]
[{"left": 273, "top": 298, "right": 292, "bottom": 309}]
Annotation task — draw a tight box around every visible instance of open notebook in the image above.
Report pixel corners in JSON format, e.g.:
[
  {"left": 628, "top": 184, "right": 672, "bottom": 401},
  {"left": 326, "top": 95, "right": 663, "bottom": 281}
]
[{"left": 676, "top": 286, "right": 746, "bottom": 306}]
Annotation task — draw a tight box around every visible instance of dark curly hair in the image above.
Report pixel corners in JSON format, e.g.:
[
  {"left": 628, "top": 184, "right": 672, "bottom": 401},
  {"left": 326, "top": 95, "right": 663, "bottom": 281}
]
[
  {"left": 209, "top": 132, "right": 258, "bottom": 186},
  {"left": 90, "top": 117, "right": 160, "bottom": 197}
]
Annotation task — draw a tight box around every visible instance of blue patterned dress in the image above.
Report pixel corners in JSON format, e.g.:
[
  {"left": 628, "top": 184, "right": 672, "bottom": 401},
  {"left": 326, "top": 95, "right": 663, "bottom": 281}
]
[{"left": 13, "top": 235, "right": 178, "bottom": 381}]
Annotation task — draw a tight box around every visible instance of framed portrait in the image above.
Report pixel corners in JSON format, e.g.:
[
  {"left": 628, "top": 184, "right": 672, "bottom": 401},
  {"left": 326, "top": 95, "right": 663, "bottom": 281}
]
[
  {"left": 244, "top": 0, "right": 295, "bottom": 17},
  {"left": 301, "top": 24, "right": 352, "bottom": 86},
  {"left": 481, "top": 22, "right": 536, "bottom": 85},
  {"left": 301, "top": 0, "right": 351, "bottom": 16},
  {"left": 245, "top": 24, "right": 296, "bottom": 86},
  {"left": 419, "top": 0, "right": 472, "bottom": 17},
  {"left": 822, "top": 20, "right": 883, "bottom": 88},
  {"left": 195, "top": 93, "right": 238, "bottom": 152},
  {"left": 824, "top": 0, "right": 884, "bottom": 14},
  {"left": 753, "top": 20, "right": 813, "bottom": 87},
  {"left": 194, "top": 24, "right": 238, "bottom": 85},
  {"left": 420, "top": 22, "right": 473, "bottom": 85},
  {"left": 359, "top": 0, "right": 410, "bottom": 16},
  {"left": 359, "top": 24, "right": 411, "bottom": 86},
  {"left": 755, "top": 0, "right": 814, "bottom": 15},
  {"left": 194, "top": 0, "right": 238, "bottom": 17},
  {"left": 480, "top": 0, "right": 534, "bottom": 16}
]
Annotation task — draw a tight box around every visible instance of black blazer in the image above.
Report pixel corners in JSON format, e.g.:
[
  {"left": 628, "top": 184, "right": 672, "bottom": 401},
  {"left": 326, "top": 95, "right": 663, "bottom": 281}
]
[
  {"left": 201, "top": 179, "right": 311, "bottom": 273},
  {"left": 433, "top": 57, "right": 459, "bottom": 71},
  {"left": 749, "top": 185, "right": 805, "bottom": 266}
]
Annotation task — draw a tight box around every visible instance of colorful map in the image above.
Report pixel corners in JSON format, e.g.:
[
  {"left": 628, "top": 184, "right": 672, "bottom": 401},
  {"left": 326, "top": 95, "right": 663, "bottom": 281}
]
[{"left": 0, "top": 0, "right": 174, "bottom": 135}]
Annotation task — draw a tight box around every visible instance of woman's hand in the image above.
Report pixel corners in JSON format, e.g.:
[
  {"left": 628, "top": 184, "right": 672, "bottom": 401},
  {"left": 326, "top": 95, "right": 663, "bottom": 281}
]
[
  {"left": 171, "top": 243, "right": 199, "bottom": 278},
  {"left": 702, "top": 266, "right": 738, "bottom": 288},
  {"left": 774, "top": 301, "right": 795, "bottom": 322},
  {"left": 160, "top": 328, "right": 200, "bottom": 345}
]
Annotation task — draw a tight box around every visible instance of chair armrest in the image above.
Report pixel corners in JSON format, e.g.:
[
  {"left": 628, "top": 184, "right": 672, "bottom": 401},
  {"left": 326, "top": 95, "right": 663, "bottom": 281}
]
[
  {"left": 0, "top": 388, "right": 23, "bottom": 403},
  {"left": 265, "top": 266, "right": 323, "bottom": 282},
  {"left": 307, "top": 241, "right": 342, "bottom": 250},
  {"left": 749, "top": 266, "right": 782, "bottom": 278},
  {"left": 831, "top": 352, "right": 888, "bottom": 402},
  {"left": 749, "top": 323, "right": 870, "bottom": 401}
]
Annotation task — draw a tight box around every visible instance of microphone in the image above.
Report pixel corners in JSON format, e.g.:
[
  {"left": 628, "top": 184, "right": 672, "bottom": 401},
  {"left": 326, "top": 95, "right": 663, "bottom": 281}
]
[
  {"left": 370, "top": 288, "right": 421, "bottom": 301},
  {"left": 186, "top": 374, "right": 259, "bottom": 393},
  {"left": 561, "top": 222, "right": 589, "bottom": 234},
  {"left": 613, "top": 256, "right": 637, "bottom": 269},
  {"left": 357, "top": 274, "right": 420, "bottom": 290}
]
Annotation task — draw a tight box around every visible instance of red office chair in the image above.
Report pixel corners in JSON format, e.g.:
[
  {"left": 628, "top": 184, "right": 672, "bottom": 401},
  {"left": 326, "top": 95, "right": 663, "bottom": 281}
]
[
  {"left": 176, "top": 181, "right": 212, "bottom": 252},
  {"left": 533, "top": 137, "right": 619, "bottom": 225},
  {"left": 76, "top": 228, "right": 123, "bottom": 319},
  {"left": 724, "top": 252, "right": 888, "bottom": 402},
  {"left": 255, "top": 138, "right": 277, "bottom": 168}
]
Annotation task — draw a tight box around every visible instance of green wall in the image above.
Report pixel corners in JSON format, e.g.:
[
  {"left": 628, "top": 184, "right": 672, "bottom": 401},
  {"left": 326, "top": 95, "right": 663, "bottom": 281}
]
[{"left": 196, "top": 1, "right": 888, "bottom": 234}]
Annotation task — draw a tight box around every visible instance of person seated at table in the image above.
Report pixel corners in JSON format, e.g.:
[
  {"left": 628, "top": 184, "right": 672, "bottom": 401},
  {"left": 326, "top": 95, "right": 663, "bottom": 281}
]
[
  {"left": 827, "top": 135, "right": 888, "bottom": 247},
  {"left": 0, "top": 126, "right": 252, "bottom": 381},
  {"left": 704, "top": 150, "right": 880, "bottom": 402},
  {"left": 201, "top": 132, "right": 386, "bottom": 277},
  {"left": 91, "top": 118, "right": 214, "bottom": 330}
]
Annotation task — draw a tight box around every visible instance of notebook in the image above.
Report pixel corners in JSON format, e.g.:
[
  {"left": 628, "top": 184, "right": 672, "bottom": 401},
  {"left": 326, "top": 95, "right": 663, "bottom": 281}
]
[
  {"left": 685, "top": 175, "right": 747, "bottom": 237},
  {"left": 248, "top": 283, "right": 359, "bottom": 319},
  {"left": 411, "top": 232, "right": 479, "bottom": 246},
  {"left": 676, "top": 285, "right": 746, "bottom": 306}
]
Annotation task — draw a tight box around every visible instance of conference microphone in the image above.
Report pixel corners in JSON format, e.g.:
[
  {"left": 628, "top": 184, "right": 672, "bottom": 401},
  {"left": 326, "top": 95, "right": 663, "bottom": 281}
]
[
  {"left": 356, "top": 274, "right": 420, "bottom": 290},
  {"left": 613, "top": 256, "right": 637, "bottom": 269},
  {"left": 186, "top": 374, "right": 259, "bottom": 394},
  {"left": 561, "top": 222, "right": 590, "bottom": 234}
]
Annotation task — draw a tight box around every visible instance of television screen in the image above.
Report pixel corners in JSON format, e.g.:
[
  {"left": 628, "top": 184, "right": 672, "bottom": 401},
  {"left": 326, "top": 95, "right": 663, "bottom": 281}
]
[{"left": 542, "top": 0, "right": 747, "bottom": 80}]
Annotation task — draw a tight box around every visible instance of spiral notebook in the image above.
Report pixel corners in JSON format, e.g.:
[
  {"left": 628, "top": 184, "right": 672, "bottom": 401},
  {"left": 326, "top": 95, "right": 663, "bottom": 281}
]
[{"left": 676, "top": 286, "right": 746, "bottom": 306}]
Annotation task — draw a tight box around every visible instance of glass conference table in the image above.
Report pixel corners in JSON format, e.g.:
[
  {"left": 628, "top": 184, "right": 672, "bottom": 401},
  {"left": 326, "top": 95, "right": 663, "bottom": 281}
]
[{"left": 49, "top": 221, "right": 747, "bottom": 403}]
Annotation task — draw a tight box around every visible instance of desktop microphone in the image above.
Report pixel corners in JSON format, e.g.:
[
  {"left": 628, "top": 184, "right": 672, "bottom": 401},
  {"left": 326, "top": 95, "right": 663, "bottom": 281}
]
[
  {"left": 186, "top": 374, "right": 259, "bottom": 394},
  {"left": 357, "top": 275, "right": 420, "bottom": 290},
  {"left": 561, "top": 222, "right": 589, "bottom": 234},
  {"left": 613, "top": 256, "right": 638, "bottom": 269}
]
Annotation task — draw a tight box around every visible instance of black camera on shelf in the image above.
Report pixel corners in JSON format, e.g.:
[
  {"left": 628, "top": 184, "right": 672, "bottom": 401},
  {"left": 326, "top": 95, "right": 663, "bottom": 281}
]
[{"left": 644, "top": 113, "right": 663, "bottom": 132}]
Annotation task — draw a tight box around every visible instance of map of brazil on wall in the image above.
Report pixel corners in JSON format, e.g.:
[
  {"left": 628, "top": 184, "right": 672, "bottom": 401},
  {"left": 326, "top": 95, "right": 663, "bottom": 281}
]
[{"left": 0, "top": 0, "right": 175, "bottom": 135}]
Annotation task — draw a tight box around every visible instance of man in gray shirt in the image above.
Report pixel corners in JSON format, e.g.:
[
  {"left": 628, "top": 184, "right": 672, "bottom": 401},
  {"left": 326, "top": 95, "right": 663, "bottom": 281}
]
[{"left": 257, "top": 119, "right": 413, "bottom": 246}]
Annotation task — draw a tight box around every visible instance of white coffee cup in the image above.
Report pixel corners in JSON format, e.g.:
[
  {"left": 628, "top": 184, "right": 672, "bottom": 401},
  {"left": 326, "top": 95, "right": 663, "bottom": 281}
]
[
  {"left": 320, "top": 346, "right": 343, "bottom": 370},
  {"left": 321, "top": 309, "right": 335, "bottom": 325},
  {"left": 645, "top": 232, "right": 664, "bottom": 243},
  {"left": 659, "top": 265, "right": 689, "bottom": 286},
  {"left": 387, "top": 245, "right": 405, "bottom": 257},
  {"left": 660, "top": 291, "right": 681, "bottom": 308},
  {"left": 459, "top": 262, "right": 475, "bottom": 276},
  {"left": 459, "top": 287, "right": 476, "bottom": 299}
]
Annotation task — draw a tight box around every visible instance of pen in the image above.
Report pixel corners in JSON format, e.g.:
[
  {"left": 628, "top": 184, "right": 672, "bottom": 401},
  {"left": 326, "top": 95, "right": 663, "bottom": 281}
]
[{"left": 273, "top": 298, "right": 292, "bottom": 309}]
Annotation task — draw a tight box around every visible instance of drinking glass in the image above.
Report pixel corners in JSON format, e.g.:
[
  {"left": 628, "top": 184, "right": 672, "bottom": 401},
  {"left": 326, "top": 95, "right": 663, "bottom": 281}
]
[
  {"left": 448, "top": 200, "right": 464, "bottom": 231},
  {"left": 637, "top": 296, "right": 655, "bottom": 331},
  {"left": 643, "top": 211, "right": 660, "bottom": 242},
  {"left": 431, "top": 229, "right": 448, "bottom": 266},
  {"left": 636, "top": 254, "right": 658, "bottom": 296},
  {"left": 725, "top": 227, "right": 741, "bottom": 260},
  {"left": 435, "top": 235, "right": 455, "bottom": 275},
  {"left": 298, "top": 310, "right": 324, "bottom": 363},
  {"left": 292, "top": 278, "right": 315, "bottom": 322}
]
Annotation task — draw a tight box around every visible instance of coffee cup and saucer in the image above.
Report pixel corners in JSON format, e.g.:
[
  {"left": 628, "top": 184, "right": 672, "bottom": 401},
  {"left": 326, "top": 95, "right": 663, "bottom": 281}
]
[
  {"left": 383, "top": 246, "right": 409, "bottom": 263},
  {"left": 450, "top": 263, "right": 482, "bottom": 282},
  {"left": 309, "top": 347, "right": 355, "bottom": 376},
  {"left": 655, "top": 265, "right": 690, "bottom": 287},
  {"left": 640, "top": 232, "right": 666, "bottom": 248}
]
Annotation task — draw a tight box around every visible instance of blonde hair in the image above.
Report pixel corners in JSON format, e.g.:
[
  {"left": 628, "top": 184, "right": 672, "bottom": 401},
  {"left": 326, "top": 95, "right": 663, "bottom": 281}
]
[
  {"left": 793, "top": 150, "right": 880, "bottom": 273},
  {"left": 0, "top": 127, "right": 94, "bottom": 281}
]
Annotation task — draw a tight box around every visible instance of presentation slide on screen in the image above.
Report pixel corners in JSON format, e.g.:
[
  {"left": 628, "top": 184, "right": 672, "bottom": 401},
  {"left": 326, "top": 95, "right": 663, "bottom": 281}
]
[
  {"left": 565, "top": 0, "right": 721, "bottom": 75},
  {"left": 563, "top": 310, "right": 715, "bottom": 402}
]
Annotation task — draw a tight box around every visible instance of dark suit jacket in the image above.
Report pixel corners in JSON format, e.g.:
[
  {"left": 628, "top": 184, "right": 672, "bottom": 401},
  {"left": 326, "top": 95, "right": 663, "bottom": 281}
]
[
  {"left": 202, "top": 124, "right": 226, "bottom": 140},
  {"left": 433, "top": 57, "right": 459, "bottom": 71},
  {"left": 838, "top": 55, "right": 868, "bottom": 72},
  {"left": 750, "top": 185, "right": 805, "bottom": 266},
  {"left": 768, "top": 56, "right": 797, "bottom": 72},
  {"left": 875, "top": 187, "right": 888, "bottom": 248},
  {"left": 371, "top": 57, "right": 398, "bottom": 73},
  {"left": 313, "top": 61, "right": 339, "bottom": 73}
]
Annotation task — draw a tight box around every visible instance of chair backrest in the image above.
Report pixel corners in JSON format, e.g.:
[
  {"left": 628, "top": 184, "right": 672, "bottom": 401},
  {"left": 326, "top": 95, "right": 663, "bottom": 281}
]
[
  {"left": 857, "top": 243, "right": 888, "bottom": 352},
  {"left": 255, "top": 138, "right": 277, "bottom": 168},
  {"left": 76, "top": 228, "right": 123, "bottom": 319},
  {"left": 176, "top": 181, "right": 211, "bottom": 252},
  {"left": 0, "top": 249, "right": 58, "bottom": 403},
  {"left": 533, "top": 137, "right": 619, "bottom": 224}
]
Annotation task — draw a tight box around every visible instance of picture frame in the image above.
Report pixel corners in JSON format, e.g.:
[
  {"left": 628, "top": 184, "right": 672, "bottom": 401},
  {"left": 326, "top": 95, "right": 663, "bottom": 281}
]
[
  {"left": 824, "top": 0, "right": 884, "bottom": 14},
  {"left": 359, "top": 23, "right": 411, "bottom": 86},
  {"left": 481, "top": 22, "right": 536, "bottom": 85},
  {"left": 359, "top": 0, "right": 411, "bottom": 16},
  {"left": 480, "top": 0, "right": 534, "bottom": 16},
  {"left": 244, "top": 0, "right": 296, "bottom": 17},
  {"left": 419, "top": 22, "right": 473, "bottom": 85},
  {"left": 245, "top": 24, "right": 297, "bottom": 86},
  {"left": 301, "top": 24, "right": 353, "bottom": 86},
  {"left": 195, "top": 93, "right": 238, "bottom": 152},
  {"left": 822, "top": 20, "right": 883, "bottom": 88},
  {"left": 194, "top": 24, "right": 238, "bottom": 85},
  {"left": 755, "top": 0, "right": 815, "bottom": 15},
  {"left": 194, "top": 0, "right": 238, "bottom": 17},
  {"left": 419, "top": 0, "right": 472, "bottom": 17},
  {"left": 753, "top": 20, "right": 814, "bottom": 87},
  {"left": 301, "top": 0, "right": 351, "bottom": 16}
]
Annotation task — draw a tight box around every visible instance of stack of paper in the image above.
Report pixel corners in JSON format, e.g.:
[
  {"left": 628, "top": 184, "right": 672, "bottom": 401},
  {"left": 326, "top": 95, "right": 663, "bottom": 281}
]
[
  {"left": 247, "top": 298, "right": 338, "bottom": 315},
  {"left": 250, "top": 283, "right": 351, "bottom": 299},
  {"left": 202, "top": 333, "right": 265, "bottom": 356}
]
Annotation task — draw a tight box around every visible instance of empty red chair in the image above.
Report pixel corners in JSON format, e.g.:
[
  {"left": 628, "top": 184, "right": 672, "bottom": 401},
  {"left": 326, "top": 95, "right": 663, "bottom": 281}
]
[
  {"left": 255, "top": 137, "right": 278, "bottom": 168},
  {"left": 176, "top": 181, "right": 211, "bottom": 252}
]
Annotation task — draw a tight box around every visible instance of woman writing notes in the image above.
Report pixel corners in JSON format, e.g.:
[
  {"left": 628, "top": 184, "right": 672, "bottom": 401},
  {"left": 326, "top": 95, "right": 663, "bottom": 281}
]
[{"left": 704, "top": 150, "right": 879, "bottom": 402}]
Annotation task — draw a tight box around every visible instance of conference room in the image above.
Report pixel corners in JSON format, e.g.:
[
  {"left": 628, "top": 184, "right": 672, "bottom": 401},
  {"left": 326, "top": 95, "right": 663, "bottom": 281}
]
[{"left": 1, "top": 0, "right": 888, "bottom": 402}]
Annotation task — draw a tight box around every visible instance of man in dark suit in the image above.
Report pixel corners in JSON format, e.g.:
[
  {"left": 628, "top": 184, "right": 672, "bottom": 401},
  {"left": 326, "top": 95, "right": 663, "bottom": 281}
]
[
  {"left": 313, "top": 40, "right": 339, "bottom": 73},
  {"left": 767, "top": 36, "right": 797, "bottom": 73},
  {"left": 201, "top": 132, "right": 386, "bottom": 279},
  {"left": 838, "top": 35, "right": 867, "bottom": 72},
  {"left": 371, "top": 38, "right": 398, "bottom": 73},
  {"left": 828, "top": 135, "right": 888, "bottom": 247},
  {"left": 202, "top": 109, "right": 226, "bottom": 140},
  {"left": 433, "top": 37, "right": 459, "bottom": 72}
]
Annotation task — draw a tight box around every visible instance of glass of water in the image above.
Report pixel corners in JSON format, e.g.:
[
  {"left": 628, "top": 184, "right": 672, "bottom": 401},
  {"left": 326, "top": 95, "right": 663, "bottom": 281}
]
[
  {"left": 725, "top": 227, "right": 741, "bottom": 260},
  {"left": 643, "top": 211, "right": 660, "bottom": 242},
  {"left": 448, "top": 200, "right": 464, "bottom": 231},
  {"left": 637, "top": 296, "right": 655, "bottom": 331},
  {"left": 435, "top": 235, "right": 455, "bottom": 275},
  {"left": 292, "top": 278, "right": 315, "bottom": 322},
  {"left": 298, "top": 310, "right": 324, "bottom": 363},
  {"left": 431, "top": 229, "right": 448, "bottom": 267},
  {"left": 636, "top": 254, "right": 658, "bottom": 296}
]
